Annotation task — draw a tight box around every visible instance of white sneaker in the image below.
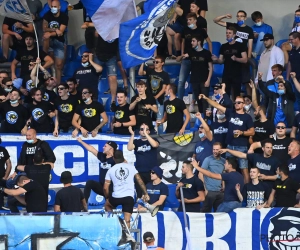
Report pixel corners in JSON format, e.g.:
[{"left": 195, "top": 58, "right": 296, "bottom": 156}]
[{"left": 189, "top": 103, "right": 195, "bottom": 113}]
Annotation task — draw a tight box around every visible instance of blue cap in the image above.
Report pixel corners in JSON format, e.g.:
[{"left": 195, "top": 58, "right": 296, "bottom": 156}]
[{"left": 151, "top": 166, "right": 163, "bottom": 179}]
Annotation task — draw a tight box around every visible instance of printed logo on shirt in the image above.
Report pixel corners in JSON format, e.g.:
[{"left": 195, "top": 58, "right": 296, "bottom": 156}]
[
  {"left": 246, "top": 191, "right": 265, "bottom": 207},
  {"left": 166, "top": 105, "right": 175, "bottom": 114},
  {"left": 26, "top": 146, "right": 36, "bottom": 155},
  {"left": 26, "top": 79, "right": 35, "bottom": 91},
  {"left": 236, "top": 31, "right": 249, "bottom": 40},
  {"left": 229, "top": 117, "right": 243, "bottom": 126},
  {"left": 32, "top": 108, "right": 44, "bottom": 121},
  {"left": 191, "top": 56, "right": 205, "bottom": 62},
  {"left": 115, "top": 110, "right": 124, "bottom": 119},
  {"left": 59, "top": 104, "right": 73, "bottom": 113},
  {"left": 214, "top": 127, "right": 228, "bottom": 134},
  {"left": 288, "top": 163, "right": 296, "bottom": 171},
  {"left": 43, "top": 93, "right": 49, "bottom": 101},
  {"left": 137, "top": 145, "right": 151, "bottom": 152},
  {"left": 49, "top": 21, "right": 60, "bottom": 29},
  {"left": 76, "top": 69, "right": 92, "bottom": 74},
  {"left": 276, "top": 185, "right": 287, "bottom": 189},
  {"left": 6, "top": 111, "right": 18, "bottom": 124},
  {"left": 12, "top": 23, "right": 23, "bottom": 34},
  {"left": 147, "top": 189, "right": 161, "bottom": 195},
  {"left": 150, "top": 75, "right": 162, "bottom": 93},
  {"left": 255, "top": 127, "right": 267, "bottom": 133},
  {"left": 115, "top": 167, "right": 129, "bottom": 181},
  {"left": 273, "top": 144, "right": 286, "bottom": 150},
  {"left": 256, "top": 162, "right": 271, "bottom": 171},
  {"left": 0, "top": 152, "right": 4, "bottom": 158},
  {"left": 183, "top": 183, "right": 192, "bottom": 188},
  {"left": 82, "top": 108, "right": 96, "bottom": 118},
  {"left": 100, "top": 162, "right": 112, "bottom": 170},
  {"left": 195, "top": 146, "right": 204, "bottom": 154}
]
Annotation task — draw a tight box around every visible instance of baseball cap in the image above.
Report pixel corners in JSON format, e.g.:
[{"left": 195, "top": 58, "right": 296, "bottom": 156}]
[
  {"left": 60, "top": 171, "right": 73, "bottom": 184},
  {"left": 143, "top": 232, "right": 155, "bottom": 243},
  {"left": 260, "top": 33, "right": 274, "bottom": 41},
  {"left": 107, "top": 141, "right": 118, "bottom": 151},
  {"left": 213, "top": 83, "right": 222, "bottom": 90},
  {"left": 151, "top": 166, "right": 163, "bottom": 179}
]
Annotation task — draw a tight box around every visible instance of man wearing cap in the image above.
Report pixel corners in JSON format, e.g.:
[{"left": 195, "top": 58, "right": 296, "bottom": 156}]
[
  {"left": 54, "top": 171, "right": 87, "bottom": 212},
  {"left": 138, "top": 166, "right": 168, "bottom": 211},
  {"left": 104, "top": 150, "right": 149, "bottom": 229},
  {"left": 143, "top": 232, "right": 164, "bottom": 250},
  {"left": 77, "top": 137, "right": 116, "bottom": 202}
]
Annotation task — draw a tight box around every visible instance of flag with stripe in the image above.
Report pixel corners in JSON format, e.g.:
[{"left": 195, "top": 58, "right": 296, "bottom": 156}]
[
  {"left": 81, "top": 0, "right": 137, "bottom": 41},
  {"left": 119, "top": 0, "right": 177, "bottom": 69}
]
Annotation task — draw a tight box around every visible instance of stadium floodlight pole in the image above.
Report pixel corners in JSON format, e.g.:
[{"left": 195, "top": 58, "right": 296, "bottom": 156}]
[{"left": 180, "top": 186, "right": 192, "bottom": 250}]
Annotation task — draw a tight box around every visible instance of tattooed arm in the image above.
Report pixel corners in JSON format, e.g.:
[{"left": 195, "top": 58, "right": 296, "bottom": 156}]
[{"left": 135, "top": 173, "right": 150, "bottom": 201}]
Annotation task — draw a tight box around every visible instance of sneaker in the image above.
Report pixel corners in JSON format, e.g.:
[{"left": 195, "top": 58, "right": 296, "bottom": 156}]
[
  {"left": 1, "top": 205, "right": 10, "bottom": 211},
  {"left": 189, "top": 103, "right": 195, "bottom": 113},
  {"left": 104, "top": 88, "right": 111, "bottom": 94}
]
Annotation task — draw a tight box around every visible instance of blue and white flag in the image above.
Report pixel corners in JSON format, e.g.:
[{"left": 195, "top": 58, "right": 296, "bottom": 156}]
[
  {"left": 119, "top": 0, "right": 177, "bottom": 69},
  {"left": 81, "top": 0, "right": 137, "bottom": 41},
  {"left": 0, "top": 0, "right": 32, "bottom": 23}
]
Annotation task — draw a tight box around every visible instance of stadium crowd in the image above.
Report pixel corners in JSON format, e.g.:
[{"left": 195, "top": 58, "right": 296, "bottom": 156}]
[{"left": 0, "top": 0, "right": 299, "bottom": 237}]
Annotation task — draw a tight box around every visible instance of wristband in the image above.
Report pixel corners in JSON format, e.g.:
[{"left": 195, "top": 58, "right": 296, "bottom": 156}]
[
  {"left": 14, "top": 166, "right": 19, "bottom": 174},
  {"left": 121, "top": 123, "right": 124, "bottom": 127}
]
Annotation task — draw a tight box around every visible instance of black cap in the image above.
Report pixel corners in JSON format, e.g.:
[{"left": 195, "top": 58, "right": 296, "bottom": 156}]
[
  {"left": 213, "top": 83, "right": 222, "bottom": 90},
  {"left": 60, "top": 171, "right": 72, "bottom": 184},
  {"left": 260, "top": 33, "right": 274, "bottom": 41},
  {"left": 107, "top": 141, "right": 118, "bottom": 151},
  {"left": 143, "top": 232, "right": 155, "bottom": 242}
]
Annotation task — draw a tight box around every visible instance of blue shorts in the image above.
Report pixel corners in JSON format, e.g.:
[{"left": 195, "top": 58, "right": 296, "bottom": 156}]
[
  {"left": 168, "top": 20, "right": 184, "bottom": 34},
  {"left": 226, "top": 145, "right": 248, "bottom": 169},
  {"left": 95, "top": 56, "right": 117, "bottom": 77},
  {"left": 49, "top": 39, "right": 65, "bottom": 59}
]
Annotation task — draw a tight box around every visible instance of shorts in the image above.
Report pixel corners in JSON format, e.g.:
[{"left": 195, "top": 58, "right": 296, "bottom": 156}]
[
  {"left": 226, "top": 145, "right": 248, "bottom": 169},
  {"left": 109, "top": 196, "right": 134, "bottom": 213},
  {"left": 95, "top": 56, "right": 117, "bottom": 77},
  {"left": 168, "top": 20, "right": 184, "bottom": 34},
  {"left": 49, "top": 39, "right": 65, "bottom": 59},
  {"left": 198, "top": 0, "right": 208, "bottom": 11},
  {"left": 85, "top": 27, "right": 97, "bottom": 50}
]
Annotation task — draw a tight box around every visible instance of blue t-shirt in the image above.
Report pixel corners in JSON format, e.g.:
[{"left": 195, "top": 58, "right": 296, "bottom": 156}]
[
  {"left": 221, "top": 171, "right": 244, "bottom": 202},
  {"left": 251, "top": 23, "right": 273, "bottom": 43},
  {"left": 274, "top": 97, "right": 287, "bottom": 127},
  {"left": 201, "top": 155, "right": 225, "bottom": 191},
  {"left": 225, "top": 109, "right": 254, "bottom": 146},
  {"left": 133, "top": 138, "right": 159, "bottom": 173},
  {"left": 211, "top": 120, "right": 229, "bottom": 148},
  {"left": 194, "top": 138, "right": 214, "bottom": 164},
  {"left": 288, "top": 154, "right": 300, "bottom": 183},
  {"left": 97, "top": 152, "right": 115, "bottom": 184},
  {"left": 146, "top": 181, "right": 169, "bottom": 210}
]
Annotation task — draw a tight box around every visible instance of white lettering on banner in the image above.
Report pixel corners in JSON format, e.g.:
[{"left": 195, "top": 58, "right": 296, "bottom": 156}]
[
  {"left": 53, "top": 145, "right": 85, "bottom": 176},
  {"left": 6, "top": 146, "right": 17, "bottom": 175},
  {"left": 87, "top": 144, "right": 99, "bottom": 176}
]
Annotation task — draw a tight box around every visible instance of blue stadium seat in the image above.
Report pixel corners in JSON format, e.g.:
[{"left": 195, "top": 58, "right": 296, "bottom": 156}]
[
  {"left": 48, "top": 190, "right": 56, "bottom": 208},
  {"left": 104, "top": 96, "right": 112, "bottom": 112},
  {"left": 63, "top": 60, "right": 82, "bottom": 78},
  {"left": 77, "top": 44, "right": 90, "bottom": 60},
  {"left": 88, "top": 190, "right": 106, "bottom": 207},
  {"left": 204, "top": 41, "right": 222, "bottom": 57},
  {"left": 102, "top": 111, "right": 114, "bottom": 133},
  {"left": 164, "top": 184, "right": 179, "bottom": 211},
  {"left": 163, "top": 64, "right": 181, "bottom": 78},
  {"left": 213, "top": 64, "right": 224, "bottom": 78},
  {"left": 184, "top": 115, "right": 191, "bottom": 130},
  {"left": 191, "top": 118, "right": 201, "bottom": 132},
  {"left": 98, "top": 78, "right": 110, "bottom": 95},
  {"left": 65, "top": 45, "right": 76, "bottom": 63},
  {"left": 275, "top": 39, "right": 288, "bottom": 47}
]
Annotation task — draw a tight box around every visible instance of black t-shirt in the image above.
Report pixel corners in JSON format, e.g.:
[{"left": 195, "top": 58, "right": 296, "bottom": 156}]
[
  {"left": 261, "top": 137, "right": 293, "bottom": 165},
  {"left": 0, "top": 146, "right": 9, "bottom": 178},
  {"left": 28, "top": 101, "right": 55, "bottom": 133},
  {"left": 253, "top": 120, "right": 275, "bottom": 153},
  {"left": 289, "top": 47, "right": 300, "bottom": 79},
  {"left": 197, "top": 16, "right": 207, "bottom": 29},
  {"left": 225, "top": 109, "right": 254, "bottom": 146},
  {"left": 288, "top": 155, "right": 300, "bottom": 183},
  {"left": 273, "top": 178, "right": 300, "bottom": 207},
  {"left": 43, "top": 11, "right": 69, "bottom": 43},
  {"left": 183, "top": 27, "right": 208, "bottom": 54},
  {"left": 292, "top": 113, "right": 300, "bottom": 138},
  {"left": 75, "top": 101, "right": 105, "bottom": 132},
  {"left": 15, "top": 48, "right": 48, "bottom": 77},
  {"left": 54, "top": 96, "right": 78, "bottom": 131},
  {"left": 24, "top": 164, "right": 51, "bottom": 194},
  {"left": 21, "top": 74, "right": 44, "bottom": 104},
  {"left": 211, "top": 120, "right": 229, "bottom": 148},
  {"left": 97, "top": 152, "right": 115, "bottom": 184},
  {"left": 146, "top": 68, "right": 170, "bottom": 105},
  {"left": 42, "top": 89, "right": 57, "bottom": 104},
  {"left": 178, "top": 175, "right": 204, "bottom": 212},
  {"left": 226, "top": 22, "right": 254, "bottom": 48},
  {"left": 130, "top": 95, "right": 156, "bottom": 130},
  {"left": 177, "top": 0, "right": 196, "bottom": 25},
  {"left": 55, "top": 186, "right": 84, "bottom": 212},
  {"left": 219, "top": 42, "right": 247, "bottom": 79},
  {"left": 0, "top": 102, "right": 29, "bottom": 133},
  {"left": 113, "top": 103, "right": 135, "bottom": 135},
  {"left": 133, "top": 138, "right": 159, "bottom": 173},
  {"left": 73, "top": 65, "right": 101, "bottom": 98},
  {"left": 23, "top": 180, "right": 48, "bottom": 212},
  {"left": 188, "top": 48, "right": 212, "bottom": 83},
  {"left": 164, "top": 98, "right": 187, "bottom": 133},
  {"left": 95, "top": 36, "right": 118, "bottom": 61},
  {"left": 70, "top": 92, "right": 82, "bottom": 104},
  {"left": 242, "top": 181, "right": 271, "bottom": 208},
  {"left": 3, "top": 17, "right": 30, "bottom": 41}
]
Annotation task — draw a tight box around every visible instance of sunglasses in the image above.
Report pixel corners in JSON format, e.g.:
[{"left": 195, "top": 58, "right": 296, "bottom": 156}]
[
  {"left": 5, "top": 85, "right": 13, "bottom": 88},
  {"left": 276, "top": 126, "right": 286, "bottom": 129},
  {"left": 150, "top": 171, "right": 156, "bottom": 175},
  {"left": 153, "top": 60, "right": 161, "bottom": 64},
  {"left": 58, "top": 87, "right": 66, "bottom": 90},
  {"left": 234, "top": 101, "right": 244, "bottom": 104},
  {"left": 140, "top": 128, "right": 149, "bottom": 131},
  {"left": 82, "top": 91, "right": 89, "bottom": 95},
  {"left": 82, "top": 55, "right": 89, "bottom": 58}
]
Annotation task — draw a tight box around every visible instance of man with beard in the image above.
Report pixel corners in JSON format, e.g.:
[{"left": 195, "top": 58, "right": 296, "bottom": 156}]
[
  {"left": 287, "top": 140, "right": 300, "bottom": 183},
  {"left": 66, "top": 78, "right": 81, "bottom": 103},
  {"left": 0, "top": 77, "right": 19, "bottom": 103},
  {"left": 73, "top": 52, "right": 102, "bottom": 101},
  {"left": 53, "top": 83, "right": 79, "bottom": 136}
]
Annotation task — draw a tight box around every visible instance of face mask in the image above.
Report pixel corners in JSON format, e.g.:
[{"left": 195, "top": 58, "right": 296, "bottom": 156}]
[
  {"left": 295, "top": 16, "right": 300, "bottom": 23},
  {"left": 51, "top": 7, "right": 58, "bottom": 14},
  {"left": 198, "top": 133, "right": 205, "bottom": 139},
  {"left": 188, "top": 24, "right": 195, "bottom": 29},
  {"left": 27, "top": 139, "right": 34, "bottom": 144},
  {"left": 81, "top": 62, "right": 89, "bottom": 67},
  {"left": 237, "top": 20, "right": 244, "bottom": 26},
  {"left": 4, "top": 88, "right": 12, "bottom": 92},
  {"left": 84, "top": 97, "right": 91, "bottom": 103},
  {"left": 244, "top": 104, "right": 251, "bottom": 111},
  {"left": 277, "top": 89, "right": 285, "bottom": 95},
  {"left": 10, "top": 100, "right": 18, "bottom": 104},
  {"left": 226, "top": 37, "right": 234, "bottom": 43},
  {"left": 215, "top": 94, "right": 221, "bottom": 100},
  {"left": 193, "top": 45, "right": 199, "bottom": 51},
  {"left": 217, "top": 114, "right": 225, "bottom": 120},
  {"left": 255, "top": 22, "right": 262, "bottom": 26}
]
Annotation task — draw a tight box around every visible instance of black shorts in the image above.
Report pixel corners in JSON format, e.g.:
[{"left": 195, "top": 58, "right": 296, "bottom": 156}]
[
  {"left": 85, "top": 27, "right": 97, "bottom": 50},
  {"left": 109, "top": 196, "right": 134, "bottom": 213},
  {"left": 198, "top": 0, "right": 208, "bottom": 11}
]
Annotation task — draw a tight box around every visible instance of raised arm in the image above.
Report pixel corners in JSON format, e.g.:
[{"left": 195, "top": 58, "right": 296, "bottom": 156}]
[
  {"left": 213, "top": 14, "right": 232, "bottom": 27},
  {"left": 191, "top": 160, "right": 222, "bottom": 180},
  {"left": 77, "top": 137, "right": 98, "bottom": 156},
  {"left": 220, "top": 148, "right": 247, "bottom": 159},
  {"left": 199, "top": 94, "right": 226, "bottom": 113}
]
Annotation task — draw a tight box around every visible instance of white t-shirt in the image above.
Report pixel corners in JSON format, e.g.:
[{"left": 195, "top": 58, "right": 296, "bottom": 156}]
[{"left": 105, "top": 162, "right": 138, "bottom": 198}]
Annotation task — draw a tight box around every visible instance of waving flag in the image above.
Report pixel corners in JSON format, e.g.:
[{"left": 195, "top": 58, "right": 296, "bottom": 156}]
[
  {"left": 81, "top": 0, "right": 137, "bottom": 41},
  {"left": 0, "top": 0, "right": 32, "bottom": 23},
  {"left": 119, "top": 0, "right": 177, "bottom": 69}
]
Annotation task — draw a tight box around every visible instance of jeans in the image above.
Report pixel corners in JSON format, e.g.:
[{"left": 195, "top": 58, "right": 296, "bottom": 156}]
[
  {"left": 94, "top": 56, "right": 117, "bottom": 77},
  {"left": 49, "top": 39, "right": 65, "bottom": 59},
  {"left": 226, "top": 145, "right": 248, "bottom": 169},
  {"left": 156, "top": 100, "right": 164, "bottom": 134},
  {"left": 216, "top": 201, "right": 241, "bottom": 213},
  {"left": 178, "top": 59, "right": 191, "bottom": 99},
  {"left": 253, "top": 32, "right": 266, "bottom": 55},
  {"left": 201, "top": 191, "right": 224, "bottom": 212}
]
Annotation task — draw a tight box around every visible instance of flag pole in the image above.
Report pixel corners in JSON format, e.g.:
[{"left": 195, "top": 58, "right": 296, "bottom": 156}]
[
  {"left": 180, "top": 186, "right": 192, "bottom": 250},
  {"left": 32, "top": 22, "right": 39, "bottom": 87}
]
